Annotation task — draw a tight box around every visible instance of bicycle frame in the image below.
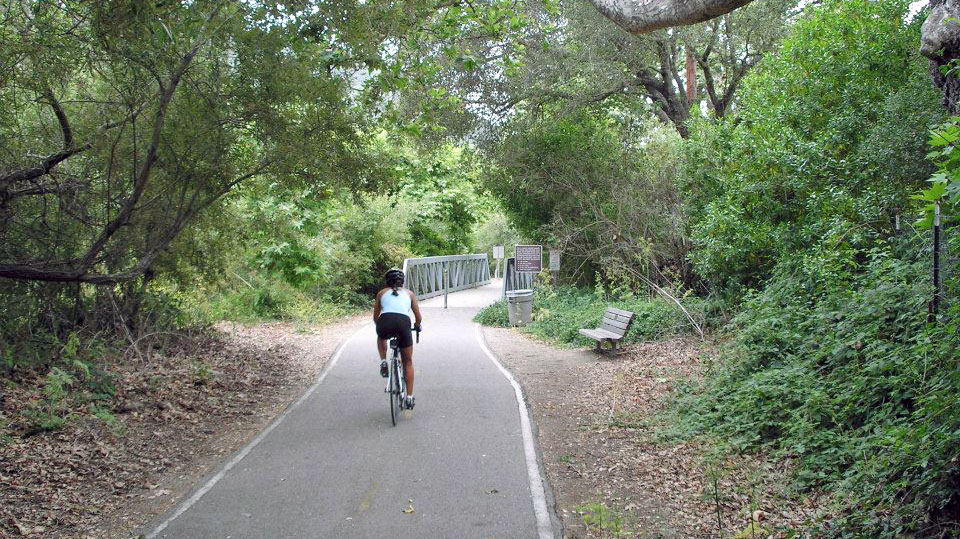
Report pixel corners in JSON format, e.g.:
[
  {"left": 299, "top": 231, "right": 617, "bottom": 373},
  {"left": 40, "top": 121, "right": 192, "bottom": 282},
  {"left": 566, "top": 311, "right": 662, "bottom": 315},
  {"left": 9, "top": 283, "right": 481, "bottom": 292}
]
[{"left": 385, "top": 328, "right": 419, "bottom": 426}]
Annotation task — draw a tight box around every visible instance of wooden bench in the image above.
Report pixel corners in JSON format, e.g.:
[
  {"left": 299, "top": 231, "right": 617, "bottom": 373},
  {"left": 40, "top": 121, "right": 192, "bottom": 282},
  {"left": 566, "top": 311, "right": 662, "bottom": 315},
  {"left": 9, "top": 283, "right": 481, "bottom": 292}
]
[{"left": 578, "top": 306, "right": 635, "bottom": 352}]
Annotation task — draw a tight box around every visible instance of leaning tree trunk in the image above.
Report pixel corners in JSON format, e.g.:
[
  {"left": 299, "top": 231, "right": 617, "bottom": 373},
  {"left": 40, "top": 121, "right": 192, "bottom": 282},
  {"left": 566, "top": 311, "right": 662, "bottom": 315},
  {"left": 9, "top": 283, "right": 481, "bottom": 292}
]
[{"left": 922, "top": 0, "right": 960, "bottom": 113}]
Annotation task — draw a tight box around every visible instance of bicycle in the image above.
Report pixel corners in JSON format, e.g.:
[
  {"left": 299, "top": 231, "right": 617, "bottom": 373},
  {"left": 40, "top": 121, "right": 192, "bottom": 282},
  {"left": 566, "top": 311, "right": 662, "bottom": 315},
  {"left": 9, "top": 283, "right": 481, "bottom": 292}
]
[{"left": 386, "top": 327, "right": 420, "bottom": 426}]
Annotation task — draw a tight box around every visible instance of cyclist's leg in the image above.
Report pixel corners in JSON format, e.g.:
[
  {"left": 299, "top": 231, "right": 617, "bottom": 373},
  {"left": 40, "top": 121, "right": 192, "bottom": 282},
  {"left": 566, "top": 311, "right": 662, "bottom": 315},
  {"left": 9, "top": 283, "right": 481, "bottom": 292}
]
[
  {"left": 400, "top": 345, "right": 414, "bottom": 396},
  {"left": 375, "top": 317, "right": 393, "bottom": 377}
]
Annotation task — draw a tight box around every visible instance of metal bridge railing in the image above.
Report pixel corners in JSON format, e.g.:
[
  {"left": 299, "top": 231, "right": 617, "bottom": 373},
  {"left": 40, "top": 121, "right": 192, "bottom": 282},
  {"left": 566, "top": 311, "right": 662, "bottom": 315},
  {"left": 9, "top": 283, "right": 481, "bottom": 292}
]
[
  {"left": 402, "top": 254, "right": 491, "bottom": 300},
  {"left": 502, "top": 257, "right": 535, "bottom": 297}
]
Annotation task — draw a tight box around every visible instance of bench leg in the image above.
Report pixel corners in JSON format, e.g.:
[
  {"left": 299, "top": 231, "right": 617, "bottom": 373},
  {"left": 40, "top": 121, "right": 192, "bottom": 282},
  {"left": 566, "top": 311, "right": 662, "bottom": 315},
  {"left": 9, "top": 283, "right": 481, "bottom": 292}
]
[{"left": 595, "top": 340, "right": 603, "bottom": 352}]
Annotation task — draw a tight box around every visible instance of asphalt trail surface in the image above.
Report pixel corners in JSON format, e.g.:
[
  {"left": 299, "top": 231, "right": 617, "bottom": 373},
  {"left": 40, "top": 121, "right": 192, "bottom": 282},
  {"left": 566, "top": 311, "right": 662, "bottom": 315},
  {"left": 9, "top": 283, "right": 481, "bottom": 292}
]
[{"left": 145, "top": 281, "right": 553, "bottom": 539}]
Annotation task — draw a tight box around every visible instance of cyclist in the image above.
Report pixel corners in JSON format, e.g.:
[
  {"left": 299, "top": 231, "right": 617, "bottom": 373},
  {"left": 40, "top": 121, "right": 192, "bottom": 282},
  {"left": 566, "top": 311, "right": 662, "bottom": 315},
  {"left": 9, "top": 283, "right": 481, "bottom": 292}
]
[{"left": 374, "top": 268, "right": 422, "bottom": 409}]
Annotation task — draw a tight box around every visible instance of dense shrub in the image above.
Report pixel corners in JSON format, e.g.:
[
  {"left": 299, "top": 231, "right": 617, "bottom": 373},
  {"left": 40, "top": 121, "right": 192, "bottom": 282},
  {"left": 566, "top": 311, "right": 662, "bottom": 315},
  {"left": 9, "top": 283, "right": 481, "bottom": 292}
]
[
  {"left": 193, "top": 273, "right": 363, "bottom": 324},
  {"left": 668, "top": 236, "right": 960, "bottom": 536},
  {"left": 683, "top": 0, "right": 944, "bottom": 295},
  {"left": 490, "top": 113, "right": 691, "bottom": 287}
]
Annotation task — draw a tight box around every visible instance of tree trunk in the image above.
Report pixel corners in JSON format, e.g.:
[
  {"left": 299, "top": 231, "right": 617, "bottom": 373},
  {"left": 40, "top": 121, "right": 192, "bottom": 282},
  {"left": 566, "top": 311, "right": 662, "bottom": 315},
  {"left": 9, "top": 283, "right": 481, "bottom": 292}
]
[{"left": 922, "top": 0, "right": 960, "bottom": 113}]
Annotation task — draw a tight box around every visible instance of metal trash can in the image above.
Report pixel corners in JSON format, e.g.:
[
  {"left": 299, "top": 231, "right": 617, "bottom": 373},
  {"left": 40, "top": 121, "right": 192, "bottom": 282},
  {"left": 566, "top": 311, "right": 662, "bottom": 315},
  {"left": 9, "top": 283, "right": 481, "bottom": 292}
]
[{"left": 505, "top": 289, "right": 534, "bottom": 326}]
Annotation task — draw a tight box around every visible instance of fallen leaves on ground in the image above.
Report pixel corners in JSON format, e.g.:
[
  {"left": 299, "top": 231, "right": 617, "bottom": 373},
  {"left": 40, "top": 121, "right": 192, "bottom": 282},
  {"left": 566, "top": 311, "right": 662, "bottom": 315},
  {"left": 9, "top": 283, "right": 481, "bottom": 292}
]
[
  {"left": 0, "top": 317, "right": 364, "bottom": 538},
  {"left": 487, "top": 331, "right": 826, "bottom": 538}
]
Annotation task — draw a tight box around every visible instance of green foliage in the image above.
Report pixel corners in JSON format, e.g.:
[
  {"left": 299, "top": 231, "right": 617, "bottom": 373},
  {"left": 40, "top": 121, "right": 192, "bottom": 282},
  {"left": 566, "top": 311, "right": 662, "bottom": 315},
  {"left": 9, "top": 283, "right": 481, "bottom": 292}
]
[
  {"left": 668, "top": 236, "right": 960, "bottom": 536},
  {"left": 91, "top": 404, "right": 125, "bottom": 437},
  {"left": 683, "top": 0, "right": 945, "bottom": 294},
  {"left": 22, "top": 367, "right": 75, "bottom": 433},
  {"left": 191, "top": 360, "right": 213, "bottom": 387},
  {"left": 492, "top": 112, "right": 690, "bottom": 286},
  {"left": 475, "top": 285, "right": 703, "bottom": 343},
  {"left": 197, "top": 272, "right": 360, "bottom": 324},
  {"left": 471, "top": 211, "right": 523, "bottom": 259},
  {"left": 394, "top": 143, "right": 486, "bottom": 256},
  {"left": 918, "top": 117, "right": 960, "bottom": 227},
  {"left": 577, "top": 502, "right": 629, "bottom": 538},
  {"left": 474, "top": 300, "right": 510, "bottom": 327}
]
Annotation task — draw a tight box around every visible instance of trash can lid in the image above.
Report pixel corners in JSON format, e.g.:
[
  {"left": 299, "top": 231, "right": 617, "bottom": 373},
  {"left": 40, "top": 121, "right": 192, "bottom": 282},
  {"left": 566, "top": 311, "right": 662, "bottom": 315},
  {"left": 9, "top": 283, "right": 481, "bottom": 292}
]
[{"left": 506, "top": 289, "right": 533, "bottom": 296}]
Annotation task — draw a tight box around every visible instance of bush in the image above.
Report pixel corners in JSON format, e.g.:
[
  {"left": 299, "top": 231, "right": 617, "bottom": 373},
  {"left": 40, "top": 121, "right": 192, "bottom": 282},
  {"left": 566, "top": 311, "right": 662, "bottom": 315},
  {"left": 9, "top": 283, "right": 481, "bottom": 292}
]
[
  {"left": 667, "top": 236, "right": 960, "bottom": 536},
  {"left": 474, "top": 299, "right": 510, "bottom": 327},
  {"left": 683, "top": 0, "right": 944, "bottom": 295}
]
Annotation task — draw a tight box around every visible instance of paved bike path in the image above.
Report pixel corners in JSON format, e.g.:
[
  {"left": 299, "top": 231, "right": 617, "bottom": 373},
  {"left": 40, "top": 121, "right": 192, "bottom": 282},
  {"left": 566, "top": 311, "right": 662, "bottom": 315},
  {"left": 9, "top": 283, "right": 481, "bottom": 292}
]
[{"left": 145, "top": 282, "right": 553, "bottom": 538}]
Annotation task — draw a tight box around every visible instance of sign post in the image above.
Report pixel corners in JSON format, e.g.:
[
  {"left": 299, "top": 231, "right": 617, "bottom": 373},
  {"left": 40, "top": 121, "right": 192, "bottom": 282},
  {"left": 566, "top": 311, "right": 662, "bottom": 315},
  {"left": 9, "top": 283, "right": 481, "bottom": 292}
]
[
  {"left": 549, "top": 248, "right": 560, "bottom": 285},
  {"left": 492, "top": 245, "right": 504, "bottom": 279},
  {"left": 443, "top": 262, "right": 449, "bottom": 309}
]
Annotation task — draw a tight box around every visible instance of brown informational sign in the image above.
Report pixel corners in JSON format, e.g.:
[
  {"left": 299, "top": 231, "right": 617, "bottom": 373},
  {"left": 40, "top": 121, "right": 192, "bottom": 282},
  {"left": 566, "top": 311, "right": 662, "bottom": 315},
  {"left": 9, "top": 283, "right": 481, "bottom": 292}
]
[{"left": 515, "top": 244, "right": 542, "bottom": 273}]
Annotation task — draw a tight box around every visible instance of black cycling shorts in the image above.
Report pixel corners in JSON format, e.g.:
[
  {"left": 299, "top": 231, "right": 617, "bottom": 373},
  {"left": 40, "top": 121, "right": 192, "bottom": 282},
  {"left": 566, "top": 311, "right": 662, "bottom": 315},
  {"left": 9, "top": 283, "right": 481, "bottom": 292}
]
[{"left": 376, "top": 312, "right": 413, "bottom": 348}]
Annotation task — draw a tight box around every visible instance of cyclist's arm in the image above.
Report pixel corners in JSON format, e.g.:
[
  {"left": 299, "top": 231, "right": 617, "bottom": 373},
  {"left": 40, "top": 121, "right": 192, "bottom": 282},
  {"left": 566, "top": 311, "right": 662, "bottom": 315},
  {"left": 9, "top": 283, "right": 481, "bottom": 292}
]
[
  {"left": 408, "top": 290, "right": 423, "bottom": 326},
  {"left": 373, "top": 289, "right": 383, "bottom": 322}
]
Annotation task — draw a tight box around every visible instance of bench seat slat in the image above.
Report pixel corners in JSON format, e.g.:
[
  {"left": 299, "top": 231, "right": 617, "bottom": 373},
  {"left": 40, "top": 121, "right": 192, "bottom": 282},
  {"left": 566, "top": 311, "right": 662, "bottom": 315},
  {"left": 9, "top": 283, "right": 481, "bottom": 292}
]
[
  {"left": 600, "top": 327, "right": 627, "bottom": 338},
  {"left": 578, "top": 328, "right": 620, "bottom": 341}
]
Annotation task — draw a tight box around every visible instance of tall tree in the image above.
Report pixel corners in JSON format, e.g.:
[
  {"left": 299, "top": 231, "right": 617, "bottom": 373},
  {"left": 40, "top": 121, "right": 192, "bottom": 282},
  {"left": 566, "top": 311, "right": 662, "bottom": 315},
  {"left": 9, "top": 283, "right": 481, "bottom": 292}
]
[
  {"left": 584, "top": 0, "right": 960, "bottom": 113},
  {"left": 0, "top": 0, "right": 387, "bottom": 289},
  {"left": 381, "top": 0, "right": 791, "bottom": 139}
]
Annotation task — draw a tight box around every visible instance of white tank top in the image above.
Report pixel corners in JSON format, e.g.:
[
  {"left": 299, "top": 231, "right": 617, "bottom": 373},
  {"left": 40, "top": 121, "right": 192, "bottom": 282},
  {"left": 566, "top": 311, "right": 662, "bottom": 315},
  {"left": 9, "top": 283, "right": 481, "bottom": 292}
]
[{"left": 380, "top": 288, "right": 412, "bottom": 316}]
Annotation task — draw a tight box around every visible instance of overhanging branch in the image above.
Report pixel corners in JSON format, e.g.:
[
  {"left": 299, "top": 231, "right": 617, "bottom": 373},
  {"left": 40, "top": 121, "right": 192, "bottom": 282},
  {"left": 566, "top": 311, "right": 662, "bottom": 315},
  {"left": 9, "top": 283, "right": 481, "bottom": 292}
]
[{"left": 584, "top": 0, "right": 756, "bottom": 34}]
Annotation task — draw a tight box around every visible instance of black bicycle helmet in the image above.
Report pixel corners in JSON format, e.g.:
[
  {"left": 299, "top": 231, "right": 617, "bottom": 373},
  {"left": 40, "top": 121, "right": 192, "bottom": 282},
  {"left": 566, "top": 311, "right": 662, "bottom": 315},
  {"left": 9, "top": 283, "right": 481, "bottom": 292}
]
[{"left": 384, "top": 268, "right": 405, "bottom": 295}]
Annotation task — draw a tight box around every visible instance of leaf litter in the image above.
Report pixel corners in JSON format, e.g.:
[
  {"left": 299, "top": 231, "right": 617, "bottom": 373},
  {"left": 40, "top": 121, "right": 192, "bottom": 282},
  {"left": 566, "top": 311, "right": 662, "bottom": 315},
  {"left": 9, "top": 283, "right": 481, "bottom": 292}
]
[
  {"left": 0, "top": 315, "right": 366, "bottom": 538},
  {"left": 483, "top": 329, "right": 825, "bottom": 538}
]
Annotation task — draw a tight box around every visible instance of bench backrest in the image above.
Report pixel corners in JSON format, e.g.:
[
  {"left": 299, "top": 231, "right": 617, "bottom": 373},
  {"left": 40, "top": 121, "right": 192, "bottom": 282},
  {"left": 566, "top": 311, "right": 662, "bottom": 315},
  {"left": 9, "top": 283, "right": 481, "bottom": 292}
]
[{"left": 600, "top": 306, "right": 635, "bottom": 338}]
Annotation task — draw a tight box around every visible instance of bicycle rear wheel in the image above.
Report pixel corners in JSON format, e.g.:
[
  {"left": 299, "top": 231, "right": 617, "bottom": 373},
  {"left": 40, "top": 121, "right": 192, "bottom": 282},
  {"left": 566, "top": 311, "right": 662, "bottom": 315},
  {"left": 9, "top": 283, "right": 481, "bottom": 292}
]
[
  {"left": 396, "top": 361, "right": 406, "bottom": 411},
  {"left": 389, "top": 357, "right": 400, "bottom": 426}
]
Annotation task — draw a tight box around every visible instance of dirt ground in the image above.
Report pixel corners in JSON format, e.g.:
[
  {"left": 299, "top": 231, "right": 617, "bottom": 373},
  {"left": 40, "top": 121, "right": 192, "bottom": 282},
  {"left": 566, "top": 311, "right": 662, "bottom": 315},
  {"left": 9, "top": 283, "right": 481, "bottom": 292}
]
[
  {"left": 482, "top": 327, "right": 818, "bottom": 539},
  {"left": 0, "top": 314, "right": 368, "bottom": 539}
]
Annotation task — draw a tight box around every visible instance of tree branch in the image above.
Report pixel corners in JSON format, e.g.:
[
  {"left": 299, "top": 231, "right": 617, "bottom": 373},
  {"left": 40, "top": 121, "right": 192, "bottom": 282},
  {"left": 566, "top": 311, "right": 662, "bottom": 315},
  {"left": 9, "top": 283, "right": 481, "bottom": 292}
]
[
  {"left": 42, "top": 86, "right": 73, "bottom": 149},
  {"left": 584, "top": 0, "right": 755, "bottom": 35},
  {"left": 79, "top": 35, "right": 208, "bottom": 270},
  {"left": 0, "top": 160, "right": 274, "bottom": 285}
]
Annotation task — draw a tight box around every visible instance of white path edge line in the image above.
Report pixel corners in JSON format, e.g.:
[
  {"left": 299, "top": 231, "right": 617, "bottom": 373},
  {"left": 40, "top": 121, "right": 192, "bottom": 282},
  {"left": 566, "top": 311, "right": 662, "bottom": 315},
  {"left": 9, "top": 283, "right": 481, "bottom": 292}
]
[
  {"left": 146, "top": 323, "right": 369, "bottom": 539},
  {"left": 475, "top": 323, "right": 555, "bottom": 539}
]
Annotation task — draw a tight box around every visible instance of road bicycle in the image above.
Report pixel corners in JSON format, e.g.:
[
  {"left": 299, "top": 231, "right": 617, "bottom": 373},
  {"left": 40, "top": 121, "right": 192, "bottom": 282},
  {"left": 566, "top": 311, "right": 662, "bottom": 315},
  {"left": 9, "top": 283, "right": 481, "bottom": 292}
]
[{"left": 386, "top": 327, "right": 420, "bottom": 426}]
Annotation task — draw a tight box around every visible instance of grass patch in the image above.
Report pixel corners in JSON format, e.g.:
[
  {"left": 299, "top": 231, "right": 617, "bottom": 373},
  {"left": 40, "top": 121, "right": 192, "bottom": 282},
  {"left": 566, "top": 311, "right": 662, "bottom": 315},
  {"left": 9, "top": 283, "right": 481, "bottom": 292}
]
[
  {"left": 474, "top": 299, "right": 510, "bottom": 327},
  {"left": 474, "top": 285, "right": 704, "bottom": 345},
  {"left": 577, "top": 501, "right": 632, "bottom": 538}
]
